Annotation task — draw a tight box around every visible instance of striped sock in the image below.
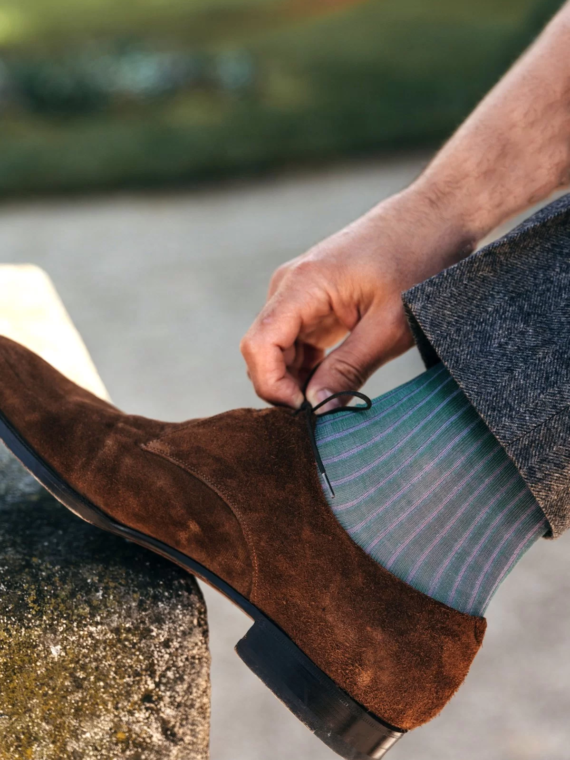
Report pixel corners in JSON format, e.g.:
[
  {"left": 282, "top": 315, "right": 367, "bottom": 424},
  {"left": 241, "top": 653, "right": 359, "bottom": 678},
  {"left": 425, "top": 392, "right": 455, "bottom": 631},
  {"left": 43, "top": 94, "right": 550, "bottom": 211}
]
[{"left": 315, "top": 364, "right": 547, "bottom": 616}]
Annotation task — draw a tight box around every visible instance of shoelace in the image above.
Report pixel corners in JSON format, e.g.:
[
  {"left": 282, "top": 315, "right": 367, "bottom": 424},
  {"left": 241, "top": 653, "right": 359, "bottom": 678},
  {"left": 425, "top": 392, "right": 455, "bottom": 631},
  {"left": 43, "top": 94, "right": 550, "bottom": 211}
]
[{"left": 296, "top": 390, "right": 372, "bottom": 498}]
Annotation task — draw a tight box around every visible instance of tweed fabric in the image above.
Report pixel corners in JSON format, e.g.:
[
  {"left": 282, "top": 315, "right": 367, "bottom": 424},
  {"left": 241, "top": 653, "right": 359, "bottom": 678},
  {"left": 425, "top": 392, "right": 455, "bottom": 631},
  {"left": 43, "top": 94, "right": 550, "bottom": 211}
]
[{"left": 403, "top": 193, "right": 570, "bottom": 537}]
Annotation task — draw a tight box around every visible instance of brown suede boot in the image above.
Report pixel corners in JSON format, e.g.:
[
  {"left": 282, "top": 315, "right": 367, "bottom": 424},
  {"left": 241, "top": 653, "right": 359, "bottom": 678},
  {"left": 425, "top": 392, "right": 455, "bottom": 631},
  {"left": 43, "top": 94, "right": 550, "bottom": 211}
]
[{"left": 0, "top": 336, "right": 486, "bottom": 759}]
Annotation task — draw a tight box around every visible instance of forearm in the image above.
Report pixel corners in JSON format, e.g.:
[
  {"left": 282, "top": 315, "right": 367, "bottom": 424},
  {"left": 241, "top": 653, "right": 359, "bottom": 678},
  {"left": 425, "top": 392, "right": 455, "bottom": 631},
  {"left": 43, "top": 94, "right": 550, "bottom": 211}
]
[
  {"left": 408, "top": 1, "right": 570, "bottom": 246},
  {"left": 243, "top": 3, "right": 570, "bottom": 407}
]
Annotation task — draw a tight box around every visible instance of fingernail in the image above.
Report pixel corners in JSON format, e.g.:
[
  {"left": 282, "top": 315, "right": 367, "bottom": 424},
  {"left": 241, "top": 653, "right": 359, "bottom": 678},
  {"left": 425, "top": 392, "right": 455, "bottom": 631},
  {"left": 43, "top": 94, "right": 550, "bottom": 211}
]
[
  {"left": 313, "top": 388, "right": 341, "bottom": 413},
  {"left": 316, "top": 388, "right": 333, "bottom": 404},
  {"left": 292, "top": 391, "right": 305, "bottom": 410}
]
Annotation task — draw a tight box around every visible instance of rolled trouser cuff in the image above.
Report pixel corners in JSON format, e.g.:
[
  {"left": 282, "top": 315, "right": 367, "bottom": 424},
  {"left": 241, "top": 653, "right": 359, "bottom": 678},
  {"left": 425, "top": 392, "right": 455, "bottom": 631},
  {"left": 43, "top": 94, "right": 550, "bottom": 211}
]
[{"left": 402, "top": 193, "right": 570, "bottom": 538}]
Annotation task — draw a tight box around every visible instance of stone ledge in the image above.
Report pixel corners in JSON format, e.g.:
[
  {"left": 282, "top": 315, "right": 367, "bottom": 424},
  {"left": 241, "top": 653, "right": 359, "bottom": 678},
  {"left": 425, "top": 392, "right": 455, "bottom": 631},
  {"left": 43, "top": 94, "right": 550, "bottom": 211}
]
[
  {"left": 0, "top": 264, "right": 210, "bottom": 759},
  {"left": 0, "top": 491, "right": 210, "bottom": 760}
]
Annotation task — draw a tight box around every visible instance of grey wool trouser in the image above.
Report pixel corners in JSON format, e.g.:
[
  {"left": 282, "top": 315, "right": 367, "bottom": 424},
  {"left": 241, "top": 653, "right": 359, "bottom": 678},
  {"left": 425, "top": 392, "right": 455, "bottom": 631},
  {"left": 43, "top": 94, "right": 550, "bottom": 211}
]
[{"left": 402, "top": 193, "right": 570, "bottom": 538}]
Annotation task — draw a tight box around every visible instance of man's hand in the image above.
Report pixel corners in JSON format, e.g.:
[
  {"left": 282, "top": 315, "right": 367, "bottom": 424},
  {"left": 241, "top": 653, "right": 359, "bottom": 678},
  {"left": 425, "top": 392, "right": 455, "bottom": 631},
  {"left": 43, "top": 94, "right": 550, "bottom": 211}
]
[
  {"left": 242, "top": 1, "right": 570, "bottom": 409},
  {"left": 241, "top": 187, "right": 475, "bottom": 408}
]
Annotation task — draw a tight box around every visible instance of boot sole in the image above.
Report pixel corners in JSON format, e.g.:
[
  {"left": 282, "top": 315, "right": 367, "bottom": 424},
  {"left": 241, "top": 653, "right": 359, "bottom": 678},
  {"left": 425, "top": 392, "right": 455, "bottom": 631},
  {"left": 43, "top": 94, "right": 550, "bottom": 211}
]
[{"left": 0, "top": 411, "right": 405, "bottom": 759}]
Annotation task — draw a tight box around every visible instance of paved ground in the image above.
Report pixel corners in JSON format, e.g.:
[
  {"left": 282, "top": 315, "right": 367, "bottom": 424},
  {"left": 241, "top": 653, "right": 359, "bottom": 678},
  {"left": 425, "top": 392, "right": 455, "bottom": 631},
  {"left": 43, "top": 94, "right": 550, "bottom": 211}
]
[{"left": 1, "top": 155, "right": 569, "bottom": 760}]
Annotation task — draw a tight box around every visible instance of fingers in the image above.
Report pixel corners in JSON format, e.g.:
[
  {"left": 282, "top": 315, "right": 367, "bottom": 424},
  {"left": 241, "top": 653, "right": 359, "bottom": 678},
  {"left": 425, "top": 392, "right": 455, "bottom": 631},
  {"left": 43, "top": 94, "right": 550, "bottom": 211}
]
[
  {"left": 294, "top": 342, "right": 325, "bottom": 389},
  {"left": 243, "top": 257, "right": 337, "bottom": 407},
  {"left": 305, "top": 306, "right": 413, "bottom": 409},
  {"left": 267, "top": 263, "right": 288, "bottom": 299},
  {"left": 241, "top": 295, "right": 306, "bottom": 408}
]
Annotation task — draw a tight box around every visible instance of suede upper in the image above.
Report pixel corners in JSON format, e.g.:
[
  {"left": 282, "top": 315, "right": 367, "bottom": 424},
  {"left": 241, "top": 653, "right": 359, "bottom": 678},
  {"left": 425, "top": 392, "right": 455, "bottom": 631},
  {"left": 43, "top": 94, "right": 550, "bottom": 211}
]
[{"left": 0, "top": 336, "right": 486, "bottom": 731}]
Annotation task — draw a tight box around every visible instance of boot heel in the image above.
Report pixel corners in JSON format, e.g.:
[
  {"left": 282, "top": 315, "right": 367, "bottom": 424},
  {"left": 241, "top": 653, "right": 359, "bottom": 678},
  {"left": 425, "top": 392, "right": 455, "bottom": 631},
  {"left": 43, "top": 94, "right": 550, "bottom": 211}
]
[{"left": 235, "top": 618, "right": 405, "bottom": 759}]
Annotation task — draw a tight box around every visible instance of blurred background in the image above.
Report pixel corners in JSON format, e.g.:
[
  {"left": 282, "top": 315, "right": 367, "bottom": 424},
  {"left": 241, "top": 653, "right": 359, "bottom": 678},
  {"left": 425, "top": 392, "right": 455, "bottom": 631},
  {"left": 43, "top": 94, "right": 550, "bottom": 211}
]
[
  {"left": 0, "top": 0, "right": 563, "bottom": 196},
  {"left": 1, "top": 0, "right": 570, "bottom": 759}
]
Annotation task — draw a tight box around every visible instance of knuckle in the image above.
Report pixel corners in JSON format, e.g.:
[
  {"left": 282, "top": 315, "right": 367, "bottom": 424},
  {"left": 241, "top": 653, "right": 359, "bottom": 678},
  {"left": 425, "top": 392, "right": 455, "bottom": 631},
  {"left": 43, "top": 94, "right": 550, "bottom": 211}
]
[
  {"left": 331, "top": 357, "right": 368, "bottom": 389},
  {"left": 255, "top": 377, "right": 272, "bottom": 398},
  {"left": 272, "top": 263, "right": 290, "bottom": 281},
  {"left": 239, "top": 332, "right": 257, "bottom": 358},
  {"left": 239, "top": 334, "right": 250, "bottom": 354},
  {"left": 253, "top": 377, "right": 277, "bottom": 404},
  {"left": 289, "top": 257, "right": 318, "bottom": 281}
]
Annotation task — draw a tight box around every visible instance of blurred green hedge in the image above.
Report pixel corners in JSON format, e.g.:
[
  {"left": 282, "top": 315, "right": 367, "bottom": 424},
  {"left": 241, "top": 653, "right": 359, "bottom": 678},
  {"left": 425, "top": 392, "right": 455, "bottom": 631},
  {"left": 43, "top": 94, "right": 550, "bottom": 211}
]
[{"left": 0, "top": 0, "right": 563, "bottom": 196}]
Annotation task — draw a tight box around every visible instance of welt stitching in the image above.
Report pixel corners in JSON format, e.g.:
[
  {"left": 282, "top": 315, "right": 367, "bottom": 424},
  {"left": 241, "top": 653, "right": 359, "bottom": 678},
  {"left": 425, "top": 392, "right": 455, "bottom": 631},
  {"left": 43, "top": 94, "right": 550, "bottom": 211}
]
[
  {"left": 148, "top": 420, "right": 202, "bottom": 442},
  {"left": 142, "top": 439, "right": 259, "bottom": 600}
]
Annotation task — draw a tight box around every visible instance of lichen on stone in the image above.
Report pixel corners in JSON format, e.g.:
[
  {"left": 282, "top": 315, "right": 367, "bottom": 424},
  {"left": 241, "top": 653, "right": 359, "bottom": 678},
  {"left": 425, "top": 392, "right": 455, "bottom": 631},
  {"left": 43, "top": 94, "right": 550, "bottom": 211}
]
[{"left": 0, "top": 463, "right": 210, "bottom": 760}]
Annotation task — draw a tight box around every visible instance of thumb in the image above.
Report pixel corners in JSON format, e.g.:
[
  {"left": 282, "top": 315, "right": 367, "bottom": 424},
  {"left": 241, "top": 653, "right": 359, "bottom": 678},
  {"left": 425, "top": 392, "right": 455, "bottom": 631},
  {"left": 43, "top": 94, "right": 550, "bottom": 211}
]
[{"left": 306, "top": 317, "right": 385, "bottom": 409}]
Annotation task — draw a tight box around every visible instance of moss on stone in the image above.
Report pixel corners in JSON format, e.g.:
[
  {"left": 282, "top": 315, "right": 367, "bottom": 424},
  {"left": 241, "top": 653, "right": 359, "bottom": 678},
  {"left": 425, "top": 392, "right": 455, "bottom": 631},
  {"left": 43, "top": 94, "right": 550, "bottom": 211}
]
[{"left": 0, "top": 474, "right": 210, "bottom": 760}]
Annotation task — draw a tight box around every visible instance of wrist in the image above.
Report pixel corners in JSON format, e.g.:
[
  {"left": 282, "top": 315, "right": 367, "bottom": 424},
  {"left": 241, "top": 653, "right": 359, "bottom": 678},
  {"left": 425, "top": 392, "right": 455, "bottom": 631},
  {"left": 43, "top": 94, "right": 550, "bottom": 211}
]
[
  {"left": 371, "top": 184, "right": 480, "bottom": 276},
  {"left": 403, "top": 178, "right": 485, "bottom": 256}
]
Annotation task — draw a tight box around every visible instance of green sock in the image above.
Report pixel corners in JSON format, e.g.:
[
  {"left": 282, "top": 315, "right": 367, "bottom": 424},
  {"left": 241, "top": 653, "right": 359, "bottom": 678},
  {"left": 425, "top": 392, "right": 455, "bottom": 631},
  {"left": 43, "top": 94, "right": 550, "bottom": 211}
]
[{"left": 315, "top": 364, "right": 547, "bottom": 616}]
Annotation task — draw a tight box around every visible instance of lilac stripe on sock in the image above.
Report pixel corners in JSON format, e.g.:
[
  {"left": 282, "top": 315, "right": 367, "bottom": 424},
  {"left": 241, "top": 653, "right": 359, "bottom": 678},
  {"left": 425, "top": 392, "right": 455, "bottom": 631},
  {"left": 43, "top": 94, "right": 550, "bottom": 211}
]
[
  {"left": 467, "top": 505, "right": 544, "bottom": 610},
  {"left": 322, "top": 377, "right": 456, "bottom": 464},
  {"left": 356, "top": 419, "right": 483, "bottom": 539},
  {"left": 446, "top": 489, "right": 529, "bottom": 608},
  {"left": 332, "top": 394, "right": 468, "bottom": 502},
  {"left": 391, "top": 445, "right": 502, "bottom": 578},
  {"left": 367, "top": 427, "right": 490, "bottom": 554},
  {"left": 316, "top": 364, "right": 446, "bottom": 442},
  {"left": 315, "top": 362, "right": 546, "bottom": 617},
  {"left": 477, "top": 520, "right": 547, "bottom": 610},
  {"left": 405, "top": 458, "right": 511, "bottom": 585},
  {"left": 426, "top": 470, "right": 521, "bottom": 597},
  {"left": 331, "top": 393, "right": 468, "bottom": 487}
]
